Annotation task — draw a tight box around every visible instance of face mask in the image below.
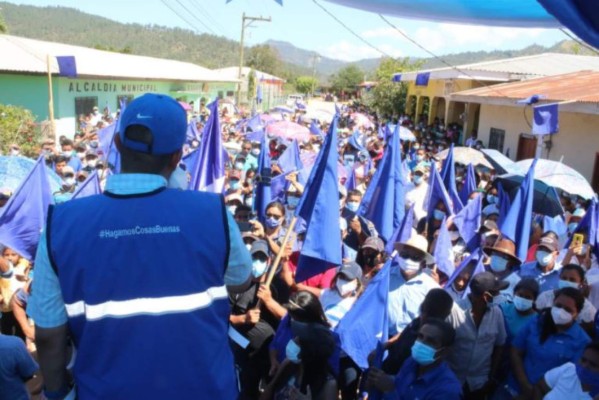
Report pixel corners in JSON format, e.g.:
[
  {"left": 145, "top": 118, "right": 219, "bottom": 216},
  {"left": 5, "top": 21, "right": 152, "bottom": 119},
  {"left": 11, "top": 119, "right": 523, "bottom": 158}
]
[
  {"left": 64, "top": 177, "right": 76, "bottom": 187},
  {"left": 536, "top": 250, "right": 553, "bottom": 267},
  {"left": 87, "top": 159, "right": 97, "bottom": 168},
  {"left": 227, "top": 205, "right": 237, "bottom": 215},
  {"left": 229, "top": 180, "right": 240, "bottom": 190},
  {"left": 62, "top": 151, "right": 72, "bottom": 158},
  {"left": 245, "top": 198, "right": 254, "bottom": 208},
  {"left": 346, "top": 201, "right": 359, "bottom": 213},
  {"left": 77, "top": 152, "right": 86, "bottom": 159},
  {"left": 568, "top": 223, "right": 578, "bottom": 234},
  {"left": 413, "top": 175, "right": 423, "bottom": 185},
  {"left": 398, "top": 257, "right": 421, "bottom": 273},
  {"left": 336, "top": 278, "right": 357, "bottom": 296},
  {"left": 287, "top": 196, "right": 300, "bottom": 209},
  {"left": 251, "top": 148, "right": 260, "bottom": 156},
  {"left": 558, "top": 279, "right": 579, "bottom": 290},
  {"left": 234, "top": 162, "right": 244, "bottom": 170},
  {"left": 265, "top": 216, "right": 281, "bottom": 229},
  {"left": 252, "top": 259, "right": 268, "bottom": 278},
  {"left": 245, "top": 243, "right": 252, "bottom": 251},
  {"left": 449, "top": 231, "right": 460, "bottom": 242},
  {"left": 411, "top": 340, "right": 438, "bottom": 366},
  {"left": 513, "top": 295, "right": 533, "bottom": 312},
  {"left": 486, "top": 194, "right": 497, "bottom": 204},
  {"left": 551, "top": 306, "right": 573, "bottom": 325},
  {"left": 167, "top": 167, "right": 189, "bottom": 190},
  {"left": 433, "top": 209, "right": 445, "bottom": 221},
  {"left": 416, "top": 155, "right": 424, "bottom": 162},
  {"left": 490, "top": 255, "right": 509, "bottom": 273},
  {"left": 285, "top": 340, "right": 301, "bottom": 364},
  {"left": 576, "top": 363, "right": 599, "bottom": 397}
]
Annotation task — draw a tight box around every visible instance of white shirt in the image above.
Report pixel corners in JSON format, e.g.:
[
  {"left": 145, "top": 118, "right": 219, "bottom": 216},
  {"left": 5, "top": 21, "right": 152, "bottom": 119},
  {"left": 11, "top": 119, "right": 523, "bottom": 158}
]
[
  {"left": 405, "top": 181, "right": 429, "bottom": 223},
  {"left": 320, "top": 288, "right": 357, "bottom": 329},
  {"left": 544, "top": 362, "right": 592, "bottom": 400},
  {"left": 536, "top": 289, "right": 597, "bottom": 323}
]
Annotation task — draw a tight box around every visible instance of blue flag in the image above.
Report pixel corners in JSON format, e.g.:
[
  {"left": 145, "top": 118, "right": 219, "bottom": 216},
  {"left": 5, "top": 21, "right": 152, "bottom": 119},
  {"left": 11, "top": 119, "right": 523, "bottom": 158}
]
[
  {"left": 434, "top": 217, "right": 455, "bottom": 278},
  {"left": 245, "top": 129, "right": 265, "bottom": 142},
  {"left": 97, "top": 123, "right": 121, "bottom": 173},
  {"left": 427, "top": 165, "right": 454, "bottom": 220},
  {"left": 309, "top": 120, "right": 323, "bottom": 137},
  {"left": 459, "top": 163, "right": 477, "bottom": 205},
  {"left": 277, "top": 140, "right": 303, "bottom": 174},
  {"left": 345, "top": 166, "right": 357, "bottom": 191},
  {"left": 191, "top": 100, "right": 226, "bottom": 192},
  {"left": 415, "top": 72, "right": 430, "bottom": 86},
  {"left": 567, "top": 199, "right": 599, "bottom": 261},
  {"left": 453, "top": 195, "right": 482, "bottom": 252},
  {"left": 119, "top": 97, "right": 128, "bottom": 114},
  {"left": 516, "top": 94, "right": 546, "bottom": 105},
  {"left": 247, "top": 114, "right": 263, "bottom": 132},
  {"left": 56, "top": 56, "right": 77, "bottom": 78},
  {"left": 497, "top": 182, "right": 511, "bottom": 228},
  {"left": 445, "top": 249, "right": 485, "bottom": 298},
  {"left": 500, "top": 158, "right": 537, "bottom": 261},
  {"left": 392, "top": 73, "right": 402, "bottom": 82},
  {"left": 358, "top": 124, "right": 405, "bottom": 241},
  {"left": 294, "top": 118, "right": 342, "bottom": 282},
  {"left": 71, "top": 171, "right": 101, "bottom": 200},
  {"left": 186, "top": 120, "right": 201, "bottom": 144},
  {"left": 0, "top": 157, "right": 53, "bottom": 260},
  {"left": 256, "top": 84, "right": 263, "bottom": 104},
  {"left": 441, "top": 144, "right": 463, "bottom": 213},
  {"left": 254, "top": 136, "right": 272, "bottom": 223},
  {"left": 335, "top": 103, "right": 341, "bottom": 116},
  {"left": 335, "top": 258, "right": 390, "bottom": 369},
  {"left": 348, "top": 131, "right": 366, "bottom": 152},
  {"left": 385, "top": 205, "right": 415, "bottom": 254},
  {"left": 532, "top": 103, "right": 559, "bottom": 135}
]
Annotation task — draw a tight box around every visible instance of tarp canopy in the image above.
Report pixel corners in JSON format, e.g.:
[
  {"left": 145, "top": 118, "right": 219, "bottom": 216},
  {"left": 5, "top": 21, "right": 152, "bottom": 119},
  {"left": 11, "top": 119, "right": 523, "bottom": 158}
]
[{"left": 323, "top": 0, "right": 599, "bottom": 48}]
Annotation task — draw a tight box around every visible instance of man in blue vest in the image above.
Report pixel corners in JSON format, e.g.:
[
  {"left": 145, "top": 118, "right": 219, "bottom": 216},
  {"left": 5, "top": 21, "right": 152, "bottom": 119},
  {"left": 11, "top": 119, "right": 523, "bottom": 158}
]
[{"left": 27, "top": 93, "right": 253, "bottom": 400}]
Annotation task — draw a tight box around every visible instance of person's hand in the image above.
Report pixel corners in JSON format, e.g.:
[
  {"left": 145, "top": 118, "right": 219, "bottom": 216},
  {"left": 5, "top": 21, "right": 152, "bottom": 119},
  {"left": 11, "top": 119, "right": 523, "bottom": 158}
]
[
  {"left": 285, "top": 172, "right": 298, "bottom": 183},
  {"left": 271, "top": 164, "right": 282, "bottom": 175},
  {"left": 250, "top": 220, "right": 265, "bottom": 238},
  {"left": 245, "top": 309, "right": 261, "bottom": 325},
  {"left": 429, "top": 265, "right": 440, "bottom": 283},
  {"left": 269, "top": 359, "right": 280, "bottom": 377},
  {"left": 349, "top": 217, "right": 362, "bottom": 235},
  {"left": 257, "top": 285, "right": 273, "bottom": 303},
  {"left": 366, "top": 368, "right": 395, "bottom": 393},
  {"left": 23, "top": 325, "right": 35, "bottom": 342}
]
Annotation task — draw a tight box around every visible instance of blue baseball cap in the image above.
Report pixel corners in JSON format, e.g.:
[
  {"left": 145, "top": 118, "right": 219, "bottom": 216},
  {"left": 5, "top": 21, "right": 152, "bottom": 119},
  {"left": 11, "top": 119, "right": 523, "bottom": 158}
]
[{"left": 118, "top": 93, "right": 187, "bottom": 155}]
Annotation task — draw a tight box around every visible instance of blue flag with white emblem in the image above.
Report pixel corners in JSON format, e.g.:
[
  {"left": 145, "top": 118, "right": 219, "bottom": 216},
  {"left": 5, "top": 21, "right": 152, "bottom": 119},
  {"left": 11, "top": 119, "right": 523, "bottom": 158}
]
[
  {"left": 459, "top": 163, "right": 477, "bottom": 205},
  {"left": 71, "top": 171, "right": 102, "bottom": 200},
  {"left": 441, "top": 144, "right": 463, "bottom": 213},
  {"left": 254, "top": 136, "right": 272, "bottom": 224},
  {"left": 191, "top": 100, "right": 226, "bottom": 192},
  {"left": 532, "top": 103, "right": 559, "bottom": 135}
]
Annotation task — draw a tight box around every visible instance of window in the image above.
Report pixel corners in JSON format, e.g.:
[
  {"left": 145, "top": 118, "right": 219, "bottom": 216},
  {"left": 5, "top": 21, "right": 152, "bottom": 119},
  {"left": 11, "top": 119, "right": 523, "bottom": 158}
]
[
  {"left": 75, "top": 96, "right": 98, "bottom": 118},
  {"left": 226, "top": 91, "right": 235, "bottom": 97},
  {"left": 488, "top": 128, "right": 505, "bottom": 153},
  {"left": 217, "top": 91, "right": 224, "bottom": 99},
  {"left": 117, "top": 95, "right": 134, "bottom": 111}
]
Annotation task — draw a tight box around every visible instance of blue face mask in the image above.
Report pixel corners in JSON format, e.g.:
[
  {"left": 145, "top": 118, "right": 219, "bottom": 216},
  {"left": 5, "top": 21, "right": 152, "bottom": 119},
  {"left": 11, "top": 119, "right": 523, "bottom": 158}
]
[
  {"left": 513, "top": 295, "right": 533, "bottom": 312},
  {"left": 286, "top": 340, "right": 301, "bottom": 364},
  {"left": 229, "top": 180, "right": 240, "bottom": 190},
  {"left": 536, "top": 250, "right": 553, "bottom": 267},
  {"left": 568, "top": 222, "right": 578, "bottom": 234},
  {"left": 486, "top": 194, "right": 497, "bottom": 204},
  {"left": 411, "top": 340, "right": 438, "bottom": 366},
  {"left": 433, "top": 209, "right": 445, "bottom": 221},
  {"left": 252, "top": 259, "right": 268, "bottom": 278},
  {"left": 576, "top": 363, "right": 599, "bottom": 396},
  {"left": 287, "top": 196, "right": 300, "bottom": 209},
  {"left": 558, "top": 279, "right": 579, "bottom": 290},
  {"left": 265, "top": 216, "right": 281, "bottom": 229},
  {"left": 490, "top": 254, "right": 509, "bottom": 273},
  {"left": 346, "top": 201, "right": 359, "bottom": 213},
  {"left": 416, "top": 155, "right": 424, "bottom": 162},
  {"left": 413, "top": 175, "right": 423, "bottom": 185}
]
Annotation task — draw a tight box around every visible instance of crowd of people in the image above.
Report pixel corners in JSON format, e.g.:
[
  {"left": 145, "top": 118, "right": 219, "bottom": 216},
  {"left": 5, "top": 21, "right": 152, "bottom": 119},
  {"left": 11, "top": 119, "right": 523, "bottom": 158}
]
[{"left": 1, "top": 94, "right": 599, "bottom": 400}]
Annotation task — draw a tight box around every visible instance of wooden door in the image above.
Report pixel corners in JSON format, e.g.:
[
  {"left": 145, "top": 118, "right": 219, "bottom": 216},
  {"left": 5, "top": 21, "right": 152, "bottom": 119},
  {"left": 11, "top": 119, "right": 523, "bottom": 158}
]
[
  {"left": 592, "top": 153, "right": 599, "bottom": 194},
  {"left": 516, "top": 134, "right": 537, "bottom": 161}
]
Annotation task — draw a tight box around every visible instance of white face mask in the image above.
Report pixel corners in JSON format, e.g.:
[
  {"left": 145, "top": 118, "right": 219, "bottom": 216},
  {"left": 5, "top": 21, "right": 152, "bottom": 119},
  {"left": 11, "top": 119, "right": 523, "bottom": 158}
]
[
  {"left": 86, "top": 159, "right": 97, "bottom": 168},
  {"left": 551, "top": 306, "right": 573, "bottom": 325},
  {"left": 167, "top": 167, "right": 189, "bottom": 190},
  {"left": 336, "top": 278, "right": 357, "bottom": 296},
  {"left": 398, "top": 257, "right": 422, "bottom": 273}
]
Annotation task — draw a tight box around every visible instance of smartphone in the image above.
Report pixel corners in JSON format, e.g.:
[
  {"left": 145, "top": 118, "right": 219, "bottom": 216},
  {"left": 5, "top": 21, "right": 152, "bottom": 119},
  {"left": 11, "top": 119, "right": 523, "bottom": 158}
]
[
  {"left": 237, "top": 221, "right": 252, "bottom": 233},
  {"left": 572, "top": 233, "right": 584, "bottom": 249}
]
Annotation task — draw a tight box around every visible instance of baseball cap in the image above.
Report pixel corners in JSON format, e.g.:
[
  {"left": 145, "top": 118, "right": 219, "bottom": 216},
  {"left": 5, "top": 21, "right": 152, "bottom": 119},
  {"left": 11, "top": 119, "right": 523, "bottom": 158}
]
[
  {"left": 118, "top": 93, "right": 187, "bottom": 155},
  {"left": 470, "top": 272, "right": 509, "bottom": 295},
  {"left": 338, "top": 261, "right": 363, "bottom": 281},
  {"left": 62, "top": 166, "right": 75, "bottom": 176},
  {"left": 537, "top": 236, "right": 559, "bottom": 252},
  {"left": 362, "top": 237, "right": 384, "bottom": 252},
  {"left": 250, "top": 240, "right": 269, "bottom": 257}
]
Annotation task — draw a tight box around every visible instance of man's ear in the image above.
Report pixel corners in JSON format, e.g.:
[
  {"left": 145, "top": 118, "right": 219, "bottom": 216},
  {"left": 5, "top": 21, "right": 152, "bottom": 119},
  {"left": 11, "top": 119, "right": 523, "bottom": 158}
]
[
  {"left": 169, "top": 150, "right": 183, "bottom": 170},
  {"left": 114, "top": 134, "right": 123, "bottom": 152}
]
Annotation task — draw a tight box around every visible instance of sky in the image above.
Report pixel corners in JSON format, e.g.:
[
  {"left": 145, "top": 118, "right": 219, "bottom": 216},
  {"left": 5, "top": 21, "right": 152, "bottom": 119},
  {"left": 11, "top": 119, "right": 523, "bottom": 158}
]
[{"left": 5, "top": 0, "right": 567, "bottom": 63}]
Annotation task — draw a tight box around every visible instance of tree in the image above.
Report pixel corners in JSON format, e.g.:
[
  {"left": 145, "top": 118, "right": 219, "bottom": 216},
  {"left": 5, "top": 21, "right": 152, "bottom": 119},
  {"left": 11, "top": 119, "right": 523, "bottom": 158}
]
[
  {"left": 245, "top": 44, "right": 282, "bottom": 76},
  {"left": 294, "top": 76, "right": 318, "bottom": 95},
  {"left": 0, "top": 104, "right": 39, "bottom": 157},
  {"left": 330, "top": 65, "right": 364, "bottom": 94},
  {"left": 0, "top": 10, "right": 7, "bottom": 33},
  {"left": 247, "top": 69, "right": 256, "bottom": 102},
  {"left": 364, "top": 57, "right": 423, "bottom": 118}
]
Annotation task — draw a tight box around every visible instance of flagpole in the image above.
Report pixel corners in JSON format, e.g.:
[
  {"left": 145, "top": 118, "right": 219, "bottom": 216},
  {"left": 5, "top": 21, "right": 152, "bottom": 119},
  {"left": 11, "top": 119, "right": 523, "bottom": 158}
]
[{"left": 46, "top": 54, "right": 56, "bottom": 139}]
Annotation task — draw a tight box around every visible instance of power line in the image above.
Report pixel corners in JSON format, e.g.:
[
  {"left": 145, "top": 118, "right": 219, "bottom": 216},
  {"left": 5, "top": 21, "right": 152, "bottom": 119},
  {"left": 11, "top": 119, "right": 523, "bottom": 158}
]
[
  {"left": 559, "top": 28, "right": 599, "bottom": 56},
  {"left": 160, "top": 0, "right": 205, "bottom": 34},
  {"left": 188, "top": 0, "right": 228, "bottom": 36},
  {"left": 172, "top": 0, "right": 218, "bottom": 35},
  {"left": 312, "top": 0, "right": 396, "bottom": 60}
]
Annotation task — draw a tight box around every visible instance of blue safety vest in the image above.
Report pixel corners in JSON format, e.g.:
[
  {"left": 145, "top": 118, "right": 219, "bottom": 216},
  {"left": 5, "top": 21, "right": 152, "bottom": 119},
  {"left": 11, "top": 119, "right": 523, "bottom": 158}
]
[{"left": 48, "top": 188, "right": 237, "bottom": 399}]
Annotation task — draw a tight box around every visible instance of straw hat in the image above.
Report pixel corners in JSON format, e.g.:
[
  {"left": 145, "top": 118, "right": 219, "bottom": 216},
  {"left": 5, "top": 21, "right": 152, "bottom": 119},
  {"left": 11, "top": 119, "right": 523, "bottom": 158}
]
[
  {"left": 394, "top": 234, "right": 435, "bottom": 264},
  {"left": 483, "top": 237, "right": 521, "bottom": 266}
]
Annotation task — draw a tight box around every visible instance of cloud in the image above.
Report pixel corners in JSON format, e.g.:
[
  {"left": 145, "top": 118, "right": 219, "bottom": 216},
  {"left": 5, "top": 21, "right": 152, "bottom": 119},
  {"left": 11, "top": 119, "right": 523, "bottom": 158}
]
[{"left": 322, "top": 40, "right": 403, "bottom": 62}]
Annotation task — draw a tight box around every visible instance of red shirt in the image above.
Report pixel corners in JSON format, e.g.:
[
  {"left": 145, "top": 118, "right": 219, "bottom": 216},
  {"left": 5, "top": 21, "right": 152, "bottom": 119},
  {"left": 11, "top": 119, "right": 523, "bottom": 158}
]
[{"left": 287, "top": 252, "right": 337, "bottom": 289}]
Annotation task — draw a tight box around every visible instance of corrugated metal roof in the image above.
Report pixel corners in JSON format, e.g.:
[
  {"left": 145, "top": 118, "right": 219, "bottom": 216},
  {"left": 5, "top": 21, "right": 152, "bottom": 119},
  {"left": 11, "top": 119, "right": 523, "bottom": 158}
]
[
  {"left": 395, "top": 53, "right": 599, "bottom": 82},
  {"left": 213, "top": 67, "right": 285, "bottom": 83},
  {"left": 0, "top": 34, "right": 238, "bottom": 83},
  {"left": 451, "top": 70, "right": 599, "bottom": 104}
]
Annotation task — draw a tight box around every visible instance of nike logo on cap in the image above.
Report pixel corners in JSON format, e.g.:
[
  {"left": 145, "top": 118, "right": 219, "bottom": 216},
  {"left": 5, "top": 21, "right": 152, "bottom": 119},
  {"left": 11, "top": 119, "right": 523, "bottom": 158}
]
[{"left": 136, "top": 113, "right": 153, "bottom": 119}]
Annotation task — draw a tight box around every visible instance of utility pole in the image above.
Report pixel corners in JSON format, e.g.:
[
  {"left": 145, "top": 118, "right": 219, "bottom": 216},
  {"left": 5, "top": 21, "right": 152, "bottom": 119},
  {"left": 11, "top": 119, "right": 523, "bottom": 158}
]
[{"left": 237, "top": 13, "right": 271, "bottom": 107}]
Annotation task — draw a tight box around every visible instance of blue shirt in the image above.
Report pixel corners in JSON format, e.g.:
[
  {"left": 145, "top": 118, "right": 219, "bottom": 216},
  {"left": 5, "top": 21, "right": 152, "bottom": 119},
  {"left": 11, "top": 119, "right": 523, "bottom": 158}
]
[
  {"left": 518, "top": 262, "right": 561, "bottom": 292},
  {"left": 0, "top": 334, "right": 39, "bottom": 400},
  {"left": 28, "top": 173, "right": 252, "bottom": 328},
  {"left": 499, "top": 302, "right": 536, "bottom": 343},
  {"left": 393, "top": 357, "right": 462, "bottom": 400},
  {"left": 511, "top": 314, "right": 590, "bottom": 391}
]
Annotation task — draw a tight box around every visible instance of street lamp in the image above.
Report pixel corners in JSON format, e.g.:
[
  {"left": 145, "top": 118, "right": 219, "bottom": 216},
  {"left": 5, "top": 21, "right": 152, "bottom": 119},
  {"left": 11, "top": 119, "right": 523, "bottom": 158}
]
[{"left": 311, "top": 54, "right": 321, "bottom": 98}]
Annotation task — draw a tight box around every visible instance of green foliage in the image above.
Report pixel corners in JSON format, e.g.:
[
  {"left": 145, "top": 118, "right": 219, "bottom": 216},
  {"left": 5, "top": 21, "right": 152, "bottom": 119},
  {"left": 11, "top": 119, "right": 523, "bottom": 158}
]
[
  {"left": 294, "top": 76, "right": 318, "bottom": 94},
  {"left": 246, "top": 44, "right": 282, "bottom": 77},
  {"left": 247, "top": 69, "right": 256, "bottom": 101},
  {"left": 0, "top": 8, "right": 7, "bottom": 33},
  {"left": 364, "top": 57, "right": 423, "bottom": 118},
  {"left": 0, "top": 104, "right": 39, "bottom": 157},
  {"left": 93, "top": 44, "right": 133, "bottom": 54},
  {"left": 330, "top": 65, "right": 364, "bottom": 93}
]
